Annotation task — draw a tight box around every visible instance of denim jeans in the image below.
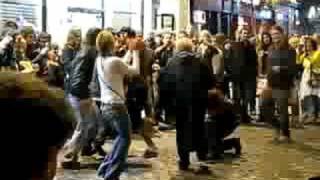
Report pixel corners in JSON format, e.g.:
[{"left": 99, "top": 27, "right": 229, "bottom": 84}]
[
  {"left": 303, "top": 95, "right": 320, "bottom": 117},
  {"left": 64, "top": 94, "right": 98, "bottom": 161},
  {"left": 98, "top": 103, "right": 132, "bottom": 180}
]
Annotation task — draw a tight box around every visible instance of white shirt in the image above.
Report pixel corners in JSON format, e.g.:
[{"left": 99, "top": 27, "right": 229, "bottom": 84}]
[{"left": 97, "top": 55, "right": 139, "bottom": 104}]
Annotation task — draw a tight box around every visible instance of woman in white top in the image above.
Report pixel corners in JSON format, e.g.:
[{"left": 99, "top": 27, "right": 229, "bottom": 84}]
[{"left": 95, "top": 31, "right": 140, "bottom": 180}]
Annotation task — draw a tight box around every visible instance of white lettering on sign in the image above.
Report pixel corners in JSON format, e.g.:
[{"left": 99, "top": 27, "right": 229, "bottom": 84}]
[
  {"left": 241, "top": 0, "right": 252, "bottom": 4},
  {"left": 193, "top": 10, "right": 206, "bottom": 24}
]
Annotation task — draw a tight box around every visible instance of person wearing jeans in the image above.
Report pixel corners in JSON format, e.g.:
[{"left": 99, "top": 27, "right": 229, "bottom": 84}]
[
  {"left": 95, "top": 30, "right": 140, "bottom": 180},
  {"left": 98, "top": 104, "right": 131, "bottom": 179}
]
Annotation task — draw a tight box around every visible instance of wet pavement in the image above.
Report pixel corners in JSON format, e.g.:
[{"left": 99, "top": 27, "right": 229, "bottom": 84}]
[{"left": 56, "top": 124, "right": 320, "bottom": 180}]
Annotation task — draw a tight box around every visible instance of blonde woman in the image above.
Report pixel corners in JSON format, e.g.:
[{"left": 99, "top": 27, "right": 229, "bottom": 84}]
[
  {"left": 96, "top": 31, "right": 140, "bottom": 180},
  {"left": 299, "top": 38, "right": 320, "bottom": 124}
]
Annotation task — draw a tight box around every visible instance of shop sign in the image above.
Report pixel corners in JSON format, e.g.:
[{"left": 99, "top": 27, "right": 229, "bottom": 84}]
[
  {"left": 240, "top": 0, "right": 252, "bottom": 4},
  {"left": 194, "top": 0, "right": 222, "bottom": 12},
  {"left": 257, "top": 9, "right": 272, "bottom": 19},
  {"left": 193, "top": 10, "right": 206, "bottom": 24}
]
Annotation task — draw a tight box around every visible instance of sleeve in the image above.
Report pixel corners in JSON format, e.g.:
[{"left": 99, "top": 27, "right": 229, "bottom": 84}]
[
  {"left": 201, "top": 62, "right": 214, "bottom": 89},
  {"left": 116, "top": 58, "right": 140, "bottom": 76}
]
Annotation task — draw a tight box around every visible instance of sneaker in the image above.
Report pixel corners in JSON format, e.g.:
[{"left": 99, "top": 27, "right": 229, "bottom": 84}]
[
  {"left": 143, "top": 148, "right": 159, "bottom": 159},
  {"left": 234, "top": 139, "right": 242, "bottom": 156},
  {"left": 193, "top": 165, "right": 211, "bottom": 175},
  {"left": 278, "top": 136, "right": 292, "bottom": 143},
  {"left": 61, "top": 161, "right": 81, "bottom": 170},
  {"left": 158, "top": 122, "right": 175, "bottom": 131},
  {"left": 273, "top": 130, "right": 280, "bottom": 142},
  {"left": 178, "top": 162, "right": 190, "bottom": 171},
  {"left": 207, "top": 152, "right": 224, "bottom": 161}
]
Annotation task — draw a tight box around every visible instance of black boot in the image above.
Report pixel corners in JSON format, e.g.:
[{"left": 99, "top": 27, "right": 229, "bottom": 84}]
[{"left": 223, "top": 138, "right": 242, "bottom": 156}]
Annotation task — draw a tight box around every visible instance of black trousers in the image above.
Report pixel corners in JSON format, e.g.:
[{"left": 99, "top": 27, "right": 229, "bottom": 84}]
[
  {"left": 175, "top": 105, "right": 207, "bottom": 166},
  {"left": 233, "top": 80, "right": 256, "bottom": 121}
]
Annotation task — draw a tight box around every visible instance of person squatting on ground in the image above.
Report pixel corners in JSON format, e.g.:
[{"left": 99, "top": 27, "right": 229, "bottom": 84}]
[{"left": 206, "top": 89, "right": 242, "bottom": 160}]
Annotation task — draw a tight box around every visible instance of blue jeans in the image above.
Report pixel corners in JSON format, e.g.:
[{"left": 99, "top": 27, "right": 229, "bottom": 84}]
[
  {"left": 98, "top": 103, "right": 132, "bottom": 180},
  {"left": 303, "top": 95, "right": 320, "bottom": 117}
]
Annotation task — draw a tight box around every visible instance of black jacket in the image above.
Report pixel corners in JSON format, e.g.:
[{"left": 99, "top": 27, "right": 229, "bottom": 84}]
[
  {"left": 62, "top": 47, "right": 78, "bottom": 94},
  {"left": 0, "top": 44, "right": 16, "bottom": 68},
  {"left": 267, "top": 49, "right": 296, "bottom": 90},
  {"left": 225, "top": 41, "right": 257, "bottom": 82},
  {"left": 68, "top": 46, "right": 98, "bottom": 99},
  {"left": 159, "top": 51, "right": 214, "bottom": 108}
]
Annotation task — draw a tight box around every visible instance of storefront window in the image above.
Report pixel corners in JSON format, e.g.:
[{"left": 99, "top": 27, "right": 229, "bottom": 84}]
[{"left": 0, "top": 0, "right": 42, "bottom": 31}]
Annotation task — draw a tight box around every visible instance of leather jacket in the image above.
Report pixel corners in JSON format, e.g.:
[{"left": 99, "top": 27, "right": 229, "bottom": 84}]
[{"left": 68, "top": 46, "right": 98, "bottom": 99}]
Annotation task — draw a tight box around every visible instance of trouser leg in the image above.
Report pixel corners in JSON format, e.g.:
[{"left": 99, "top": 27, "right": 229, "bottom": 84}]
[{"left": 277, "top": 97, "right": 290, "bottom": 137}]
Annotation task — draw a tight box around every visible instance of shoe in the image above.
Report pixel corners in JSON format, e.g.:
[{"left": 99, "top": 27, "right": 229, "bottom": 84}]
[
  {"left": 95, "top": 145, "right": 107, "bottom": 157},
  {"left": 193, "top": 165, "right": 211, "bottom": 175},
  {"left": 178, "top": 162, "right": 190, "bottom": 171},
  {"left": 278, "top": 136, "right": 292, "bottom": 144},
  {"left": 234, "top": 139, "right": 242, "bottom": 156},
  {"left": 207, "top": 152, "right": 224, "bottom": 161},
  {"left": 272, "top": 130, "right": 280, "bottom": 142},
  {"left": 61, "top": 161, "right": 81, "bottom": 170},
  {"left": 81, "top": 147, "right": 96, "bottom": 157},
  {"left": 158, "top": 122, "right": 175, "bottom": 131},
  {"left": 143, "top": 148, "right": 159, "bottom": 159}
]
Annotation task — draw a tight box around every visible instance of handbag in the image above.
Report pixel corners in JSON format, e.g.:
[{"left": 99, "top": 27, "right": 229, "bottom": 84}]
[{"left": 308, "top": 65, "right": 320, "bottom": 88}]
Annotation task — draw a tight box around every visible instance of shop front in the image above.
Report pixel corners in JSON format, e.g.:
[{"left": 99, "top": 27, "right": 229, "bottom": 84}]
[
  {"left": 232, "top": 0, "right": 254, "bottom": 37},
  {"left": 255, "top": 6, "right": 274, "bottom": 34},
  {"left": 221, "top": 0, "right": 232, "bottom": 36},
  {"left": 0, "top": 0, "right": 42, "bottom": 31},
  {"left": 47, "top": 0, "right": 104, "bottom": 46},
  {"left": 272, "top": 1, "right": 302, "bottom": 35},
  {"left": 192, "top": 0, "right": 223, "bottom": 34}
]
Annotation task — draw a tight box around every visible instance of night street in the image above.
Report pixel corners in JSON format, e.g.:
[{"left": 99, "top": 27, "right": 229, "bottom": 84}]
[{"left": 57, "top": 124, "right": 320, "bottom": 180}]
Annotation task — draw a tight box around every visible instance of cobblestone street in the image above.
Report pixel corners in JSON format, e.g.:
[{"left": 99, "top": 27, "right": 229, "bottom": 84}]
[{"left": 56, "top": 124, "right": 320, "bottom": 180}]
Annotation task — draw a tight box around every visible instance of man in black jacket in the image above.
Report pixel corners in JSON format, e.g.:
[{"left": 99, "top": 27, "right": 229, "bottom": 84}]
[
  {"left": 62, "top": 28, "right": 102, "bottom": 169},
  {"left": 226, "top": 28, "right": 257, "bottom": 123},
  {"left": 159, "top": 37, "right": 213, "bottom": 174}
]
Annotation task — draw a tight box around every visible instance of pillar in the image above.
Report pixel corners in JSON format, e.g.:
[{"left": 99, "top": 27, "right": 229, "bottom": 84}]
[
  {"left": 42, "top": 0, "right": 47, "bottom": 32},
  {"left": 143, "top": 0, "right": 153, "bottom": 37},
  {"left": 217, "top": 12, "right": 222, "bottom": 33}
]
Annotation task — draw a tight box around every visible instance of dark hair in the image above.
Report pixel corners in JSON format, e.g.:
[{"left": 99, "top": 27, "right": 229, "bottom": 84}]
[
  {"left": 84, "top": 27, "right": 102, "bottom": 47},
  {"left": 271, "top": 25, "right": 284, "bottom": 34},
  {"left": 305, "top": 38, "right": 318, "bottom": 51},
  {"left": 0, "top": 72, "right": 75, "bottom": 179},
  {"left": 260, "top": 32, "right": 272, "bottom": 50},
  {"left": 119, "top": 27, "right": 136, "bottom": 38}
]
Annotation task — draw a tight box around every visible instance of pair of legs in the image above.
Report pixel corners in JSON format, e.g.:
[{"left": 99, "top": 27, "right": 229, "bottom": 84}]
[
  {"left": 303, "top": 95, "right": 320, "bottom": 120},
  {"left": 260, "top": 90, "right": 291, "bottom": 139},
  {"left": 233, "top": 81, "right": 256, "bottom": 123},
  {"left": 63, "top": 94, "right": 99, "bottom": 164},
  {"left": 175, "top": 105, "right": 207, "bottom": 169},
  {"left": 98, "top": 104, "right": 131, "bottom": 180}
]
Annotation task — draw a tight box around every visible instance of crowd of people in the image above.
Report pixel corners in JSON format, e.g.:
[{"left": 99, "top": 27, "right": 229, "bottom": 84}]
[{"left": 1, "top": 19, "right": 320, "bottom": 180}]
